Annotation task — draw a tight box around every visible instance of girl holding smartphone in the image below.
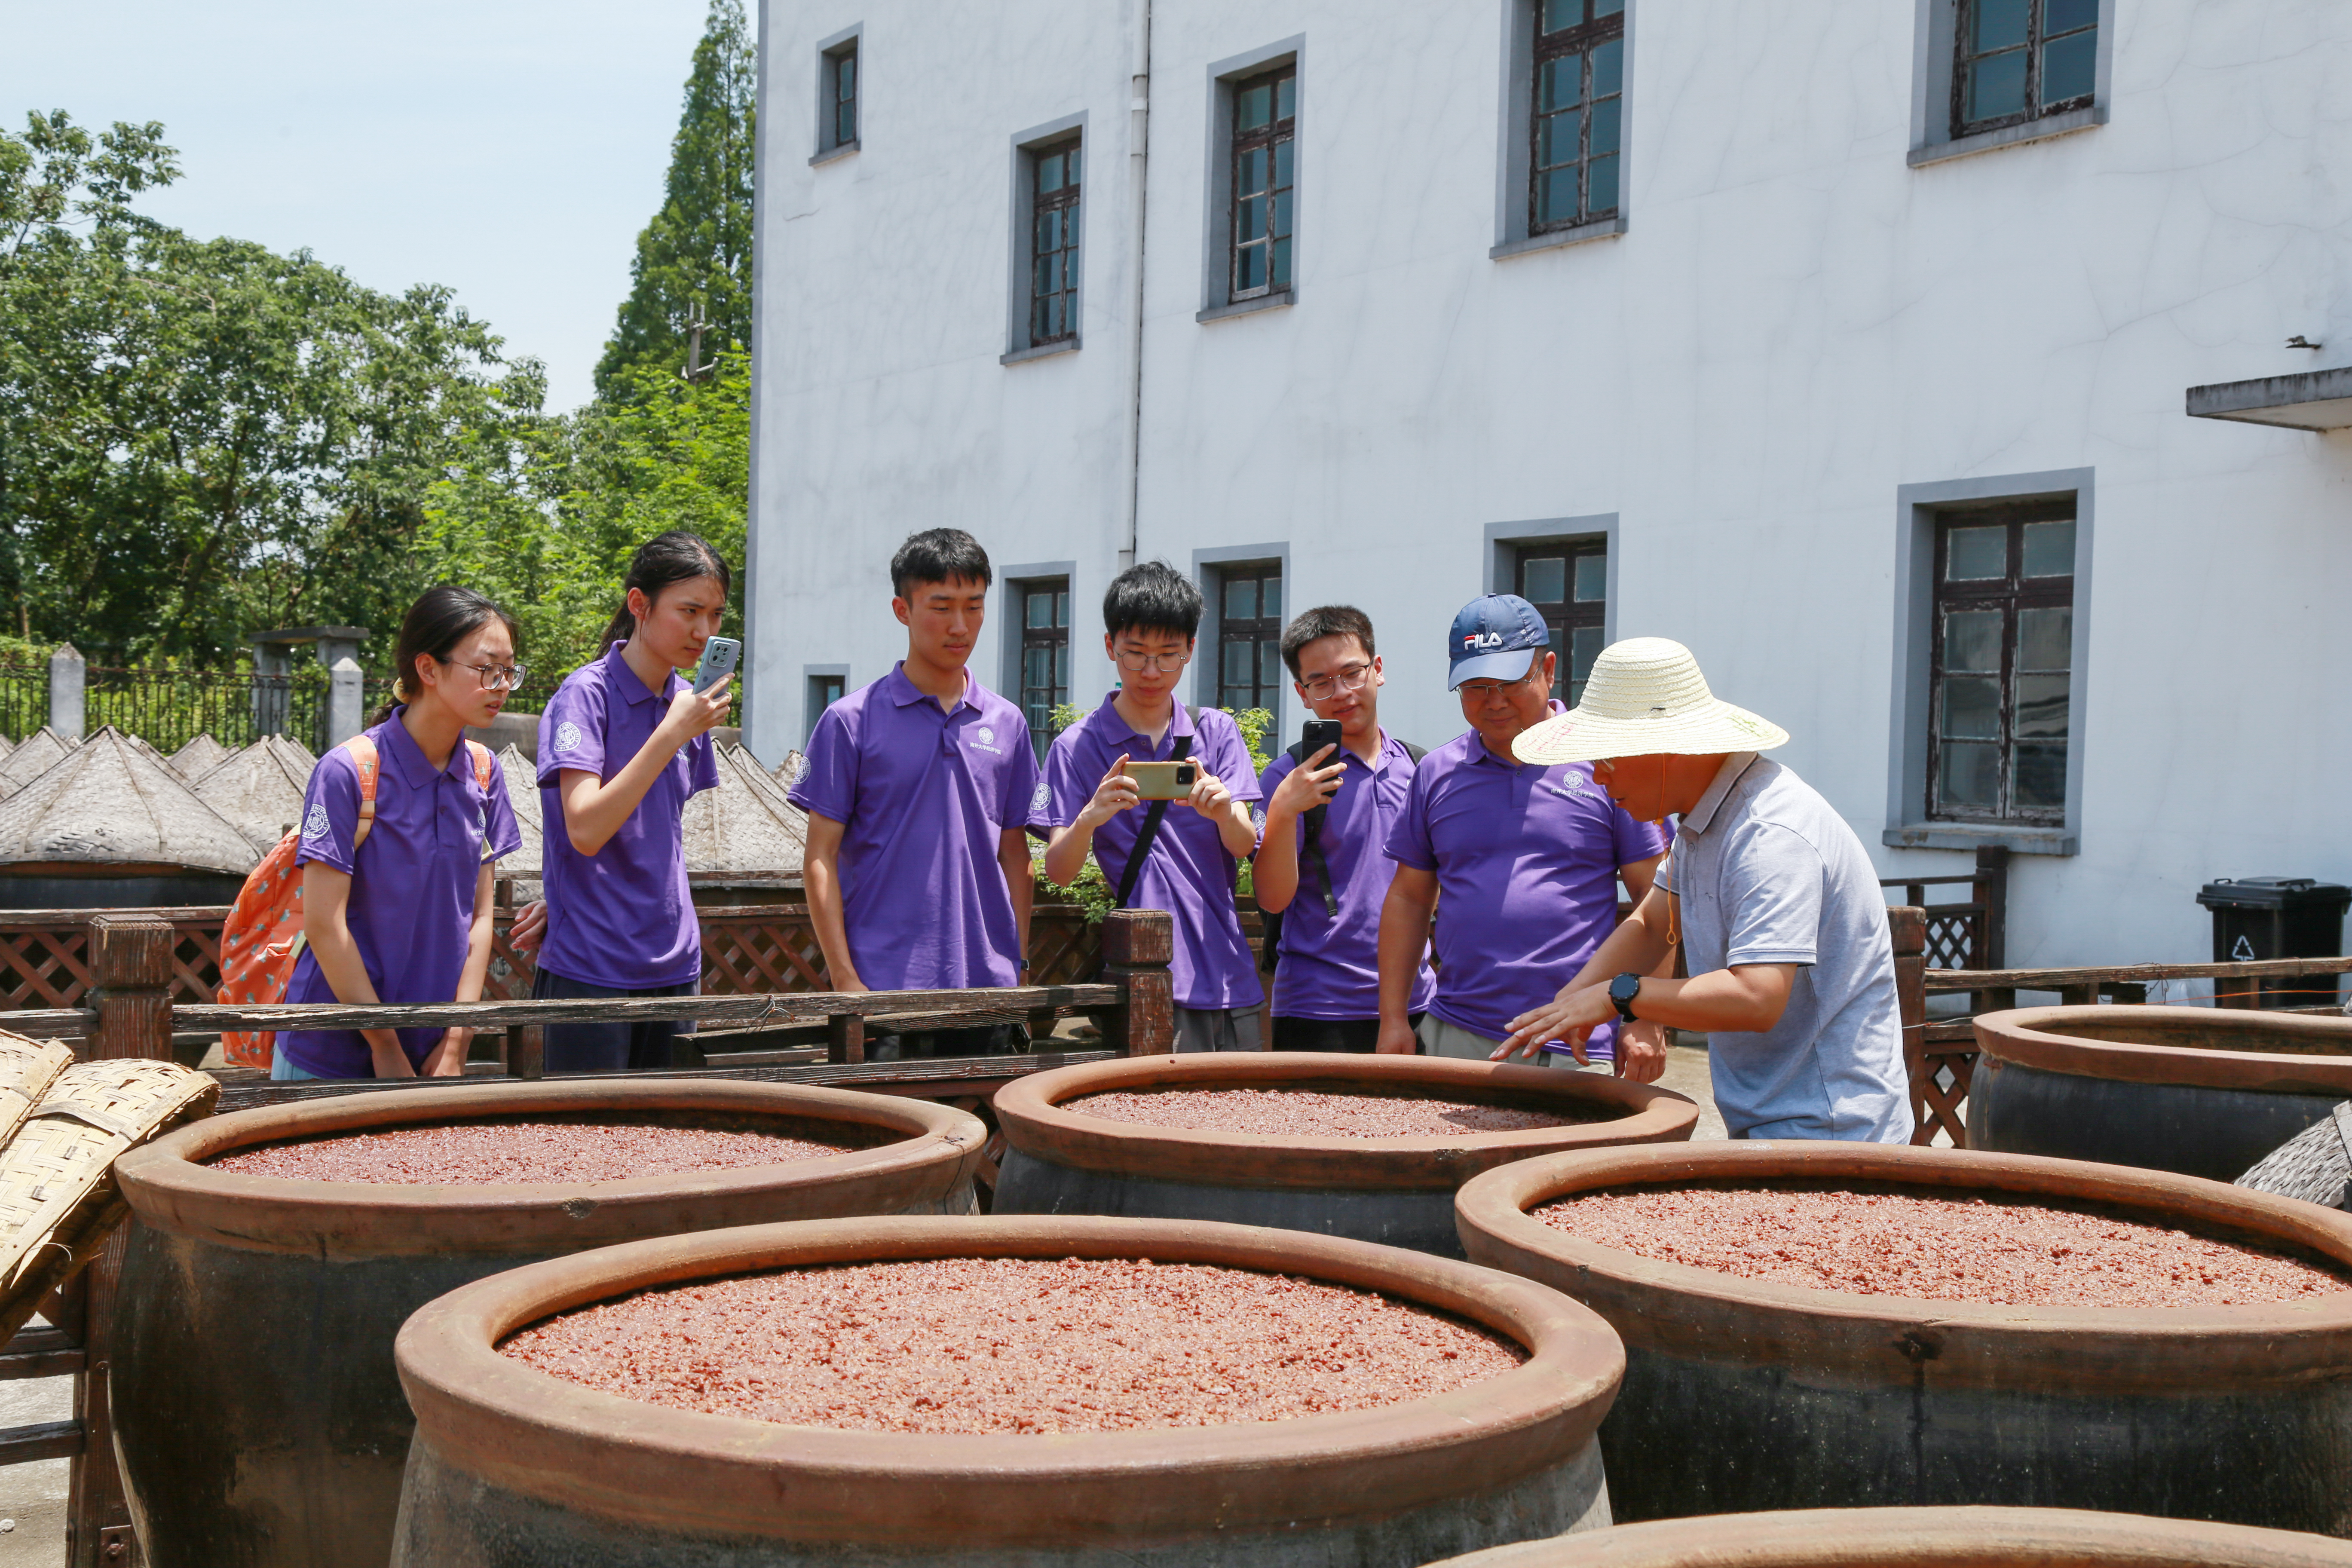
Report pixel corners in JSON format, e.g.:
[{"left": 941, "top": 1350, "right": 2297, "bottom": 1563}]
[
  {"left": 529, "top": 531, "right": 735, "bottom": 1072},
  {"left": 274, "top": 586, "right": 525, "bottom": 1080}
]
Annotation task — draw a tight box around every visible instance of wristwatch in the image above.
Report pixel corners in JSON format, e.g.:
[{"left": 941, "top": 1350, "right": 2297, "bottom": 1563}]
[{"left": 1608, "top": 972, "right": 1643, "bottom": 1025}]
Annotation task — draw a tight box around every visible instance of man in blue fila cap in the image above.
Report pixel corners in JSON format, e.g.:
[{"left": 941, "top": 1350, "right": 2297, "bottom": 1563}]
[{"left": 1374, "top": 594, "right": 1672, "bottom": 1075}]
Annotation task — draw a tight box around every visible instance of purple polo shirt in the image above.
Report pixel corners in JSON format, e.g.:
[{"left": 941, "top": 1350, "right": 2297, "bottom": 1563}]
[
  {"left": 1385, "top": 710, "right": 1666, "bottom": 1054},
  {"left": 280, "top": 713, "right": 524, "bottom": 1078},
  {"left": 787, "top": 664, "right": 1037, "bottom": 990},
  {"left": 1259, "top": 733, "right": 1436, "bottom": 1020},
  {"left": 535, "top": 643, "right": 720, "bottom": 990},
  {"left": 1034, "top": 693, "right": 1263, "bottom": 1011}
]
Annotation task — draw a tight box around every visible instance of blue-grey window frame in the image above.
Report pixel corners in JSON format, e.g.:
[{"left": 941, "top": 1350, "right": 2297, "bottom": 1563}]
[{"left": 1004, "top": 114, "right": 1087, "bottom": 363}]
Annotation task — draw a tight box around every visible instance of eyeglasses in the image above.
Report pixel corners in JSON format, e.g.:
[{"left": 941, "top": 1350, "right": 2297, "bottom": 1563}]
[
  {"left": 441, "top": 659, "right": 529, "bottom": 692},
  {"left": 1114, "top": 646, "right": 1188, "bottom": 674},
  {"left": 1298, "top": 662, "right": 1373, "bottom": 701},
  {"left": 1456, "top": 663, "right": 1546, "bottom": 703}
]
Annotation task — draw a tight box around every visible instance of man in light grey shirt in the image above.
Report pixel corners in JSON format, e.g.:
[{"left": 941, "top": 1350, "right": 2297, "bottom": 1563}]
[{"left": 1494, "top": 637, "right": 1912, "bottom": 1142}]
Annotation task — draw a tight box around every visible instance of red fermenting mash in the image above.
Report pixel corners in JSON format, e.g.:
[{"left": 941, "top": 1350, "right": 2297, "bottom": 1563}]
[
  {"left": 1072, "top": 1087, "right": 1581, "bottom": 1139},
  {"left": 499, "top": 1255, "right": 1525, "bottom": 1434},
  {"left": 208, "top": 1118, "right": 857, "bottom": 1185}
]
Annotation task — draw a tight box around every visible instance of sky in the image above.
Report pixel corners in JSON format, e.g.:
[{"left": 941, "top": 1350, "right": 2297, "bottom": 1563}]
[{"left": 0, "top": 0, "right": 715, "bottom": 412}]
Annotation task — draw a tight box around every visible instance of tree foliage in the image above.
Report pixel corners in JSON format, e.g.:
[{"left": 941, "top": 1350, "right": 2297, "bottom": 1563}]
[{"left": 594, "top": 0, "right": 756, "bottom": 397}]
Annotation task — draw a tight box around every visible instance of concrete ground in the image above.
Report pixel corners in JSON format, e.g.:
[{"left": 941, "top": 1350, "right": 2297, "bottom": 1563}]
[
  {"left": 1657, "top": 1041, "right": 1727, "bottom": 1141},
  {"left": 0, "top": 1368, "right": 68, "bottom": 1568}
]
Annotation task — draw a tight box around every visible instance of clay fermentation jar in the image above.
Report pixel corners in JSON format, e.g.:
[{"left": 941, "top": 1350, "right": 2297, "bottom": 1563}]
[
  {"left": 392, "top": 1213, "right": 1625, "bottom": 1567},
  {"left": 110, "top": 1078, "right": 986, "bottom": 1568},
  {"left": 1427, "top": 1505, "right": 2352, "bottom": 1568},
  {"left": 1455, "top": 1140, "right": 2352, "bottom": 1531},
  {"left": 1973, "top": 1004, "right": 2352, "bottom": 1180},
  {"left": 993, "top": 1051, "right": 1698, "bottom": 1256}
]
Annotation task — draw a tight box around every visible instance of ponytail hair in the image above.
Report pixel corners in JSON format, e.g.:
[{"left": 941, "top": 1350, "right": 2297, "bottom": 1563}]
[
  {"left": 372, "top": 585, "right": 522, "bottom": 726},
  {"left": 598, "top": 531, "right": 733, "bottom": 650}
]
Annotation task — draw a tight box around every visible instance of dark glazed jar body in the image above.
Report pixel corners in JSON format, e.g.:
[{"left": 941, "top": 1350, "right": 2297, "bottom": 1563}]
[
  {"left": 392, "top": 1214, "right": 1626, "bottom": 1567},
  {"left": 1972, "top": 1005, "right": 2352, "bottom": 1180},
  {"left": 110, "top": 1078, "right": 985, "bottom": 1568},
  {"left": 1455, "top": 1141, "right": 2352, "bottom": 1532},
  {"left": 1427, "top": 1505, "right": 2352, "bottom": 1568},
  {"left": 993, "top": 1051, "right": 1698, "bottom": 1256}
]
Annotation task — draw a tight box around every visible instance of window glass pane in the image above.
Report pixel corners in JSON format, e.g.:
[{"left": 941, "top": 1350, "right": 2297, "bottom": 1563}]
[
  {"left": 1272, "top": 138, "right": 1293, "bottom": 188},
  {"left": 2020, "top": 518, "right": 2073, "bottom": 577},
  {"left": 1240, "top": 146, "right": 1268, "bottom": 195},
  {"left": 1938, "top": 742, "right": 2002, "bottom": 809},
  {"left": 1586, "top": 155, "right": 1619, "bottom": 216},
  {"left": 1054, "top": 643, "right": 1069, "bottom": 686},
  {"left": 2043, "top": 0, "right": 2098, "bottom": 33},
  {"left": 1038, "top": 153, "right": 1064, "bottom": 192},
  {"left": 1971, "top": 0, "right": 2031, "bottom": 52},
  {"left": 2041, "top": 30, "right": 2096, "bottom": 103},
  {"left": 1260, "top": 640, "right": 1283, "bottom": 692},
  {"left": 837, "top": 101, "right": 856, "bottom": 145},
  {"left": 1237, "top": 195, "right": 1266, "bottom": 243},
  {"left": 1939, "top": 675, "right": 2003, "bottom": 740},
  {"left": 1540, "top": 0, "right": 1582, "bottom": 33},
  {"left": 2012, "top": 744, "right": 2067, "bottom": 808},
  {"left": 1573, "top": 553, "right": 1608, "bottom": 601},
  {"left": 1032, "top": 298, "right": 1052, "bottom": 341},
  {"left": 1262, "top": 576, "right": 1281, "bottom": 619},
  {"left": 1590, "top": 96, "right": 1621, "bottom": 156},
  {"left": 1571, "top": 625, "right": 1605, "bottom": 686},
  {"left": 1271, "top": 191, "right": 1292, "bottom": 240},
  {"left": 1025, "top": 647, "right": 1053, "bottom": 689},
  {"left": 1026, "top": 591, "right": 1052, "bottom": 629},
  {"left": 1276, "top": 76, "right": 1295, "bottom": 120},
  {"left": 1539, "top": 108, "right": 1581, "bottom": 170},
  {"left": 1054, "top": 591, "right": 1069, "bottom": 627},
  {"left": 1225, "top": 578, "right": 1257, "bottom": 620},
  {"left": 1269, "top": 237, "right": 1287, "bottom": 292},
  {"left": 2016, "top": 606, "right": 2070, "bottom": 671},
  {"left": 1068, "top": 147, "right": 1082, "bottom": 185},
  {"left": 1945, "top": 525, "right": 2006, "bottom": 580},
  {"left": 1942, "top": 609, "right": 2003, "bottom": 672},
  {"left": 1592, "top": 0, "right": 1624, "bottom": 14},
  {"left": 1542, "top": 54, "right": 1583, "bottom": 112},
  {"left": 1237, "top": 245, "right": 1267, "bottom": 292},
  {"left": 1238, "top": 83, "right": 1271, "bottom": 129},
  {"left": 2015, "top": 674, "right": 2069, "bottom": 738},
  {"left": 1543, "top": 168, "right": 1579, "bottom": 223},
  {"left": 1967, "top": 49, "right": 2029, "bottom": 121},
  {"left": 1223, "top": 643, "right": 1253, "bottom": 684},
  {"left": 1593, "top": 39, "right": 1624, "bottom": 98},
  {"left": 1521, "top": 556, "right": 1566, "bottom": 604}
]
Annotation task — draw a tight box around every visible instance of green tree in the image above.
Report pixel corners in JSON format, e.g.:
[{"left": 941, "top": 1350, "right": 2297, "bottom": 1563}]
[
  {"left": 594, "top": 0, "right": 757, "bottom": 397},
  {"left": 0, "top": 111, "right": 549, "bottom": 665}
]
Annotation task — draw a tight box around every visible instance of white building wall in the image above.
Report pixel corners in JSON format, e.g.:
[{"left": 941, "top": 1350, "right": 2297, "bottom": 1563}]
[{"left": 751, "top": 0, "right": 2352, "bottom": 974}]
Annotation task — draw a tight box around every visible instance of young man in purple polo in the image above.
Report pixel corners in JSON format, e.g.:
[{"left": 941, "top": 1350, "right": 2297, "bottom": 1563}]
[
  {"left": 1037, "top": 562, "right": 1264, "bottom": 1051},
  {"left": 1255, "top": 604, "right": 1436, "bottom": 1051},
  {"left": 1376, "top": 594, "right": 1670, "bottom": 1075},
  {"left": 790, "top": 529, "right": 1038, "bottom": 1058}
]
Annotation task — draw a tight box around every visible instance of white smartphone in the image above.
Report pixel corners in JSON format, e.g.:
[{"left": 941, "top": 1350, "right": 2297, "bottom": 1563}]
[{"left": 693, "top": 636, "right": 742, "bottom": 695}]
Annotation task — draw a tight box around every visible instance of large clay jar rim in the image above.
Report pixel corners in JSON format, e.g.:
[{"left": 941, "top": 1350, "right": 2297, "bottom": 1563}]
[
  {"left": 116, "top": 1079, "right": 985, "bottom": 1257},
  {"left": 994, "top": 1050, "right": 1699, "bottom": 1191},
  {"left": 1429, "top": 1504, "right": 2352, "bottom": 1567},
  {"left": 396, "top": 1213, "right": 1625, "bottom": 1548},
  {"left": 1454, "top": 1141, "right": 2352, "bottom": 1394},
  {"left": 1975, "top": 1004, "right": 2352, "bottom": 1095}
]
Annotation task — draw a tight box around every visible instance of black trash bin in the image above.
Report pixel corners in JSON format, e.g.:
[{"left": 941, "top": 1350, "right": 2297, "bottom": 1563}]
[{"left": 2196, "top": 877, "right": 2352, "bottom": 1008}]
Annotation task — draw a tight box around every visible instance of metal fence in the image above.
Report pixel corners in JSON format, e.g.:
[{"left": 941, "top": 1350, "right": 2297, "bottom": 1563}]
[{"left": 0, "top": 663, "right": 398, "bottom": 754}]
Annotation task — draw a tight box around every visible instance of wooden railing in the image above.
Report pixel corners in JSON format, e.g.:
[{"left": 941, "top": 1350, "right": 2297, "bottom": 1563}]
[
  {"left": 1880, "top": 845, "right": 2008, "bottom": 974},
  {"left": 3, "top": 906, "right": 1173, "bottom": 1568}
]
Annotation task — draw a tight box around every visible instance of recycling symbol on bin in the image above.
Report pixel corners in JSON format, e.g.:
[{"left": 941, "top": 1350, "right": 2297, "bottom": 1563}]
[{"left": 2232, "top": 935, "right": 2257, "bottom": 962}]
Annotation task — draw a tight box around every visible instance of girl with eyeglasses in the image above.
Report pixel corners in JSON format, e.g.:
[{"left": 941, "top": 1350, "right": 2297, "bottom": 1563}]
[
  {"left": 518, "top": 531, "right": 735, "bottom": 1072},
  {"left": 270, "top": 585, "right": 526, "bottom": 1080}
]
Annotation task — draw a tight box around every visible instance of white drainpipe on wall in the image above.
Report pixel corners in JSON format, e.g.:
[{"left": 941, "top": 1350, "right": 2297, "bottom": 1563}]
[{"left": 1118, "top": 0, "right": 1152, "bottom": 572}]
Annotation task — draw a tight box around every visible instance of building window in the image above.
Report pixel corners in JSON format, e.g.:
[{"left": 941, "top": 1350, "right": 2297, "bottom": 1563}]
[
  {"left": 1531, "top": 0, "right": 1625, "bottom": 233},
  {"left": 806, "top": 673, "right": 846, "bottom": 743},
  {"left": 1952, "top": 0, "right": 2095, "bottom": 139},
  {"left": 1514, "top": 541, "right": 1607, "bottom": 705},
  {"left": 1214, "top": 564, "right": 1283, "bottom": 714},
  {"left": 818, "top": 35, "right": 859, "bottom": 155},
  {"left": 1029, "top": 139, "right": 1082, "bottom": 346},
  {"left": 1928, "top": 504, "right": 2074, "bottom": 824},
  {"left": 1017, "top": 580, "right": 1070, "bottom": 760},
  {"left": 1229, "top": 65, "right": 1295, "bottom": 302}
]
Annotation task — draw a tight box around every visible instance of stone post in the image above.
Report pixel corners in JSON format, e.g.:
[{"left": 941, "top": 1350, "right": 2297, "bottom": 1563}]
[
  {"left": 250, "top": 643, "right": 291, "bottom": 738},
  {"left": 1099, "top": 909, "right": 1175, "bottom": 1056},
  {"left": 327, "top": 656, "right": 365, "bottom": 747},
  {"left": 47, "top": 643, "right": 84, "bottom": 741}
]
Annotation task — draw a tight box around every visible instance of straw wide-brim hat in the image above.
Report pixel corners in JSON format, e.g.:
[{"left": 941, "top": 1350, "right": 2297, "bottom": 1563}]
[{"left": 1514, "top": 637, "right": 1789, "bottom": 765}]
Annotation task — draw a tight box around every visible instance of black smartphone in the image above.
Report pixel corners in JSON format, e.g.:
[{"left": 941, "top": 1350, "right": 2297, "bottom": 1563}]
[{"left": 1302, "top": 719, "right": 1344, "bottom": 762}]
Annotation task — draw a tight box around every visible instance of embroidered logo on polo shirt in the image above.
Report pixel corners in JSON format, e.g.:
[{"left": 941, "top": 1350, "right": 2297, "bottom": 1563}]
[
  {"left": 555, "top": 720, "right": 583, "bottom": 752},
  {"left": 1031, "top": 781, "right": 1052, "bottom": 816},
  {"left": 1543, "top": 780, "right": 1589, "bottom": 801},
  {"left": 302, "top": 802, "right": 331, "bottom": 841},
  {"left": 970, "top": 725, "right": 1002, "bottom": 755}
]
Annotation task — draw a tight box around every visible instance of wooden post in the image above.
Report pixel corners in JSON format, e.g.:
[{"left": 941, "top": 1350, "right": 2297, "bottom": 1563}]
[
  {"left": 1099, "top": 909, "right": 1175, "bottom": 1057},
  {"left": 86, "top": 914, "right": 174, "bottom": 1063},
  {"left": 827, "top": 1013, "right": 865, "bottom": 1066},
  {"left": 510, "top": 1026, "right": 545, "bottom": 1080},
  {"left": 74, "top": 914, "right": 170, "bottom": 1563},
  {"left": 1889, "top": 907, "right": 1929, "bottom": 1145},
  {"left": 1974, "top": 845, "right": 2009, "bottom": 971}
]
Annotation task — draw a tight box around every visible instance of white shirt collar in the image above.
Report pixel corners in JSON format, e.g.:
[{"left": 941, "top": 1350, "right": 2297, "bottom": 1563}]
[{"left": 1678, "top": 752, "right": 1763, "bottom": 836}]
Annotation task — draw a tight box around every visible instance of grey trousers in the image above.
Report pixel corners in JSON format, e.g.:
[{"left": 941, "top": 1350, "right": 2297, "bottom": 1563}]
[
  {"left": 1174, "top": 1004, "right": 1265, "bottom": 1054},
  {"left": 1416, "top": 1014, "right": 1596, "bottom": 1070}
]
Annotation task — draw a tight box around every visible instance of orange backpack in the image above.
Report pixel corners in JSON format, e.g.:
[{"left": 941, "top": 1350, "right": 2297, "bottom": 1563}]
[{"left": 217, "top": 735, "right": 495, "bottom": 1067}]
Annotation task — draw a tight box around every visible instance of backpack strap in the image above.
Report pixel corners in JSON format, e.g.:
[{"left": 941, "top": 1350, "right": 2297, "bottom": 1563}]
[
  {"left": 466, "top": 738, "right": 495, "bottom": 789},
  {"left": 1280, "top": 740, "right": 1342, "bottom": 920},
  {"left": 342, "top": 736, "right": 381, "bottom": 851},
  {"left": 1401, "top": 740, "right": 1427, "bottom": 763},
  {"left": 1112, "top": 727, "right": 1194, "bottom": 910}
]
